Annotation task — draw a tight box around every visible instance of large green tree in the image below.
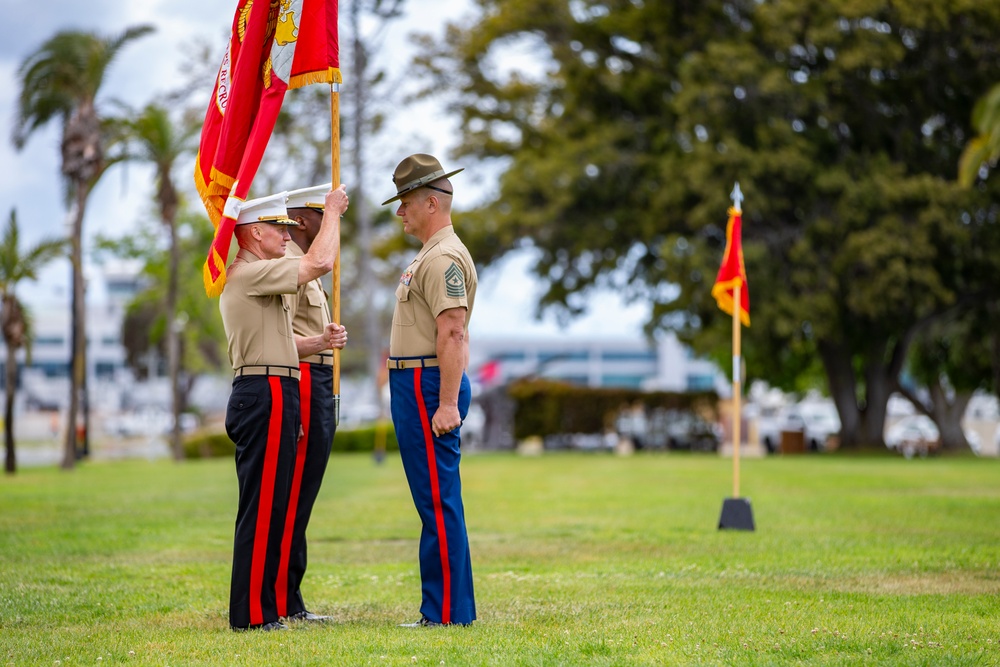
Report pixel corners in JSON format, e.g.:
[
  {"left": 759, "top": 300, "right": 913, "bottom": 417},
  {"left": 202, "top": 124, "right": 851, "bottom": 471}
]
[
  {"left": 417, "top": 0, "right": 1000, "bottom": 449},
  {"left": 12, "top": 26, "right": 154, "bottom": 468},
  {"left": 0, "top": 211, "right": 67, "bottom": 475}
]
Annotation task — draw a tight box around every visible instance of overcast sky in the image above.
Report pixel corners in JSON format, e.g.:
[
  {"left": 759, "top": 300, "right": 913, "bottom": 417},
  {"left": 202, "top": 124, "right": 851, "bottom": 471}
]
[{"left": 0, "top": 0, "right": 648, "bottom": 341}]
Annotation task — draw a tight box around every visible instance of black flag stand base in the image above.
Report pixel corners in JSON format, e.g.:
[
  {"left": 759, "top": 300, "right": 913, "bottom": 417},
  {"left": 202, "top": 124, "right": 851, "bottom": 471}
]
[{"left": 718, "top": 497, "right": 755, "bottom": 531}]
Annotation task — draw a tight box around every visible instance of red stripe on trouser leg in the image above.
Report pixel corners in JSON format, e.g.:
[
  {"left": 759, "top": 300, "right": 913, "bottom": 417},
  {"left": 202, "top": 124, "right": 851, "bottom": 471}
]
[
  {"left": 276, "top": 363, "right": 311, "bottom": 617},
  {"left": 413, "top": 367, "right": 452, "bottom": 624},
  {"left": 249, "top": 376, "right": 285, "bottom": 626}
]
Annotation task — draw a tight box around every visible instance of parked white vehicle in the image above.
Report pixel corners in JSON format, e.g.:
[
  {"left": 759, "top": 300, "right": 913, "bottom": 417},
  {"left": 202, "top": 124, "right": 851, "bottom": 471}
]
[
  {"left": 885, "top": 414, "right": 981, "bottom": 457},
  {"left": 784, "top": 402, "right": 841, "bottom": 451},
  {"left": 884, "top": 414, "right": 939, "bottom": 457}
]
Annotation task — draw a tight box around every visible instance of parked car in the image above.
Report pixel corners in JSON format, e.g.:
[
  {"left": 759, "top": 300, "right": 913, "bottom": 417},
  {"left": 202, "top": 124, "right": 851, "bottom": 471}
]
[
  {"left": 885, "top": 415, "right": 982, "bottom": 457},
  {"left": 758, "top": 400, "right": 840, "bottom": 453},
  {"left": 885, "top": 415, "right": 939, "bottom": 457},
  {"left": 786, "top": 403, "right": 841, "bottom": 452},
  {"left": 658, "top": 409, "right": 722, "bottom": 452}
]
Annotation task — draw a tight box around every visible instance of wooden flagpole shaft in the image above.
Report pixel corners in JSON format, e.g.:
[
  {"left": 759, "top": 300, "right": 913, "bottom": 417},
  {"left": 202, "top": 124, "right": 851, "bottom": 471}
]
[
  {"left": 331, "top": 84, "right": 341, "bottom": 424},
  {"left": 732, "top": 283, "right": 742, "bottom": 498}
]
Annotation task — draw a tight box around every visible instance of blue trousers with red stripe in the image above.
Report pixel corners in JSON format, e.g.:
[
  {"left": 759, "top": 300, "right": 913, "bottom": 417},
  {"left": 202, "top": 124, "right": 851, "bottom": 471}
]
[
  {"left": 389, "top": 366, "right": 476, "bottom": 625},
  {"left": 276, "top": 362, "right": 335, "bottom": 618},
  {"left": 225, "top": 375, "right": 300, "bottom": 629}
]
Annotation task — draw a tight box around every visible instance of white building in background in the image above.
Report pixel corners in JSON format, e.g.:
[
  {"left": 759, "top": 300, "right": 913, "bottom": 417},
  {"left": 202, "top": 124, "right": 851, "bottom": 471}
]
[
  {"left": 2, "top": 261, "right": 139, "bottom": 412},
  {"left": 467, "top": 334, "right": 729, "bottom": 394}
]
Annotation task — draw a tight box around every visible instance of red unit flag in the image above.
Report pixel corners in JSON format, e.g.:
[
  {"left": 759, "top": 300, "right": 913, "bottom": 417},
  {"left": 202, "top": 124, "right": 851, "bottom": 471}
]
[
  {"left": 195, "top": 0, "right": 341, "bottom": 296},
  {"left": 712, "top": 207, "right": 750, "bottom": 327}
]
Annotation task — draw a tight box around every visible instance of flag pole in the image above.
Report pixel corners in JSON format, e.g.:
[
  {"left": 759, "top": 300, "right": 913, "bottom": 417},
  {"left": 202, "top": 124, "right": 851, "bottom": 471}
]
[
  {"left": 732, "top": 282, "right": 741, "bottom": 498},
  {"left": 718, "top": 181, "right": 754, "bottom": 531},
  {"left": 331, "top": 82, "right": 342, "bottom": 426}
]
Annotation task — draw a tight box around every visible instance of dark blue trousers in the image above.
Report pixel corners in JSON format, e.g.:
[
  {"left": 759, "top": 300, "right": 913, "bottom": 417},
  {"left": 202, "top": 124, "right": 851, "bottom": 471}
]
[
  {"left": 225, "top": 375, "right": 299, "bottom": 629},
  {"left": 276, "top": 362, "right": 335, "bottom": 617},
  {"left": 389, "top": 366, "right": 476, "bottom": 625}
]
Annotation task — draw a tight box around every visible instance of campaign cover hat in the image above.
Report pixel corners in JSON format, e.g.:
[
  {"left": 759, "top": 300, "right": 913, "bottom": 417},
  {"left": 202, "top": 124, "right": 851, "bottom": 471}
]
[
  {"left": 235, "top": 192, "right": 295, "bottom": 226},
  {"left": 381, "top": 153, "right": 463, "bottom": 205},
  {"left": 286, "top": 183, "right": 332, "bottom": 210}
]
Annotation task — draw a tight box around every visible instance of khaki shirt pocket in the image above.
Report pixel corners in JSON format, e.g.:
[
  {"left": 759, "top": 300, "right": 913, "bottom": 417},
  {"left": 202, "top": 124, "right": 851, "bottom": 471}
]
[
  {"left": 307, "top": 290, "right": 326, "bottom": 308},
  {"left": 278, "top": 294, "right": 293, "bottom": 338},
  {"left": 394, "top": 282, "right": 415, "bottom": 326}
]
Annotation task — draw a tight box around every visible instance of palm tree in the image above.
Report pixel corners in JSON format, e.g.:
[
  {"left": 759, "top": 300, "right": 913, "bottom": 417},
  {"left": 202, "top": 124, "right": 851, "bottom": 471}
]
[
  {"left": 0, "top": 210, "right": 68, "bottom": 474},
  {"left": 113, "top": 103, "right": 198, "bottom": 460},
  {"left": 959, "top": 83, "right": 1000, "bottom": 187},
  {"left": 12, "top": 25, "right": 154, "bottom": 469}
]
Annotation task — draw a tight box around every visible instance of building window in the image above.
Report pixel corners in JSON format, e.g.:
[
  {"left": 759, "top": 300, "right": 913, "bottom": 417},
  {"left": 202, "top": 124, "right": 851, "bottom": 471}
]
[
  {"left": 31, "top": 362, "right": 70, "bottom": 378},
  {"left": 601, "top": 375, "right": 646, "bottom": 389},
  {"left": 601, "top": 351, "right": 655, "bottom": 362},
  {"left": 35, "top": 336, "right": 64, "bottom": 346},
  {"left": 686, "top": 374, "right": 715, "bottom": 392},
  {"left": 95, "top": 362, "right": 118, "bottom": 379}
]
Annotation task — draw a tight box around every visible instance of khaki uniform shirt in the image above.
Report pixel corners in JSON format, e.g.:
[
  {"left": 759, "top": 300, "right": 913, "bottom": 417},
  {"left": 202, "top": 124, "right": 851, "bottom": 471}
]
[
  {"left": 287, "top": 241, "right": 332, "bottom": 339},
  {"left": 220, "top": 248, "right": 301, "bottom": 370},
  {"left": 390, "top": 225, "right": 477, "bottom": 358}
]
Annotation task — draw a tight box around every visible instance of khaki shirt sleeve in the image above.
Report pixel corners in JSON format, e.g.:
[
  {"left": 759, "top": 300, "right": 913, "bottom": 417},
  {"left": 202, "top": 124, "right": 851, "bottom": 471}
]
[
  {"left": 419, "top": 253, "right": 469, "bottom": 319},
  {"left": 240, "top": 257, "right": 301, "bottom": 297}
]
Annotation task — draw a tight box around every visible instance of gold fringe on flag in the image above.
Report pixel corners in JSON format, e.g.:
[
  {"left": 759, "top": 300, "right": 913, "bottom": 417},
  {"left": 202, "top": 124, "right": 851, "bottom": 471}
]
[
  {"left": 203, "top": 247, "right": 229, "bottom": 297},
  {"left": 288, "top": 67, "right": 342, "bottom": 89}
]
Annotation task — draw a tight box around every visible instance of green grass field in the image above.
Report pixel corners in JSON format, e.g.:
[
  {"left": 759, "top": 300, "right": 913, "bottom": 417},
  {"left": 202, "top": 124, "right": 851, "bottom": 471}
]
[{"left": 1, "top": 452, "right": 999, "bottom": 666}]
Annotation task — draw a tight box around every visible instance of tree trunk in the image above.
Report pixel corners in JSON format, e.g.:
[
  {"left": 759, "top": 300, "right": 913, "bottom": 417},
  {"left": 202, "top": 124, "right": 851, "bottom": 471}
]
[
  {"left": 166, "top": 216, "right": 184, "bottom": 460},
  {"left": 860, "top": 359, "right": 892, "bottom": 446},
  {"left": 927, "top": 381, "right": 972, "bottom": 453},
  {"left": 818, "top": 339, "right": 861, "bottom": 448},
  {"left": 819, "top": 338, "right": 897, "bottom": 450},
  {"left": 63, "top": 191, "right": 89, "bottom": 470},
  {"left": 3, "top": 325, "right": 17, "bottom": 475}
]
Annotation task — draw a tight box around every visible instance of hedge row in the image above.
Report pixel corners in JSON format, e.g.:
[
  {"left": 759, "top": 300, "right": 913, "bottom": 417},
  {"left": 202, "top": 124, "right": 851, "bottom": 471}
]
[
  {"left": 182, "top": 421, "right": 399, "bottom": 459},
  {"left": 507, "top": 379, "right": 718, "bottom": 439}
]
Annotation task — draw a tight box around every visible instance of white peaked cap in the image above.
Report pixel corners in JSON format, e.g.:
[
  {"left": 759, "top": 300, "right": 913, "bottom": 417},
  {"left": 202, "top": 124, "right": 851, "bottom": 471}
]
[
  {"left": 234, "top": 192, "right": 295, "bottom": 225},
  {"left": 286, "top": 183, "right": 333, "bottom": 210}
]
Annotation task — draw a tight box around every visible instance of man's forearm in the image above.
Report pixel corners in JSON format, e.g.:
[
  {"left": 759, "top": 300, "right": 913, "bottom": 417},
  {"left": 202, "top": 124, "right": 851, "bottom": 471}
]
[
  {"left": 295, "top": 334, "right": 328, "bottom": 359},
  {"left": 436, "top": 335, "right": 465, "bottom": 407}
]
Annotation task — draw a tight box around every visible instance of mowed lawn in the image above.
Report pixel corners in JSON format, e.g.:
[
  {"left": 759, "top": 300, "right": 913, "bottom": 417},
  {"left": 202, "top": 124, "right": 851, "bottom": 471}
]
[{"left": 1, "top": 451, "right": 999, "bottom": 666}]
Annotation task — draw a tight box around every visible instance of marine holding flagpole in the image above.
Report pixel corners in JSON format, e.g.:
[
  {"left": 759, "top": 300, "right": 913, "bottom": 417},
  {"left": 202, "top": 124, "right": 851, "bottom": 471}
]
[
  {"left": 220, "top": 187, "right": 348, "bottom": 632},
  {"left": 273, "top": 184, "right": 347, "bottom": 624},
  {"left": 192, "top": 0, "right": 343, "bottom": 630}
]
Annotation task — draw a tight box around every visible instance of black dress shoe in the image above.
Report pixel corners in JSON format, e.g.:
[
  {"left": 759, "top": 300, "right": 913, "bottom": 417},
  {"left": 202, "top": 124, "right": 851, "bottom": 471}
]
[
  {"left": 288, "top": 610, "right": 332, "bottom": 622},
  {"left": 232, "top": 621, "right": 288, "bottom": 632},
  {"left": 398, "top": 616, "right": 441, "bottom": 628}
]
